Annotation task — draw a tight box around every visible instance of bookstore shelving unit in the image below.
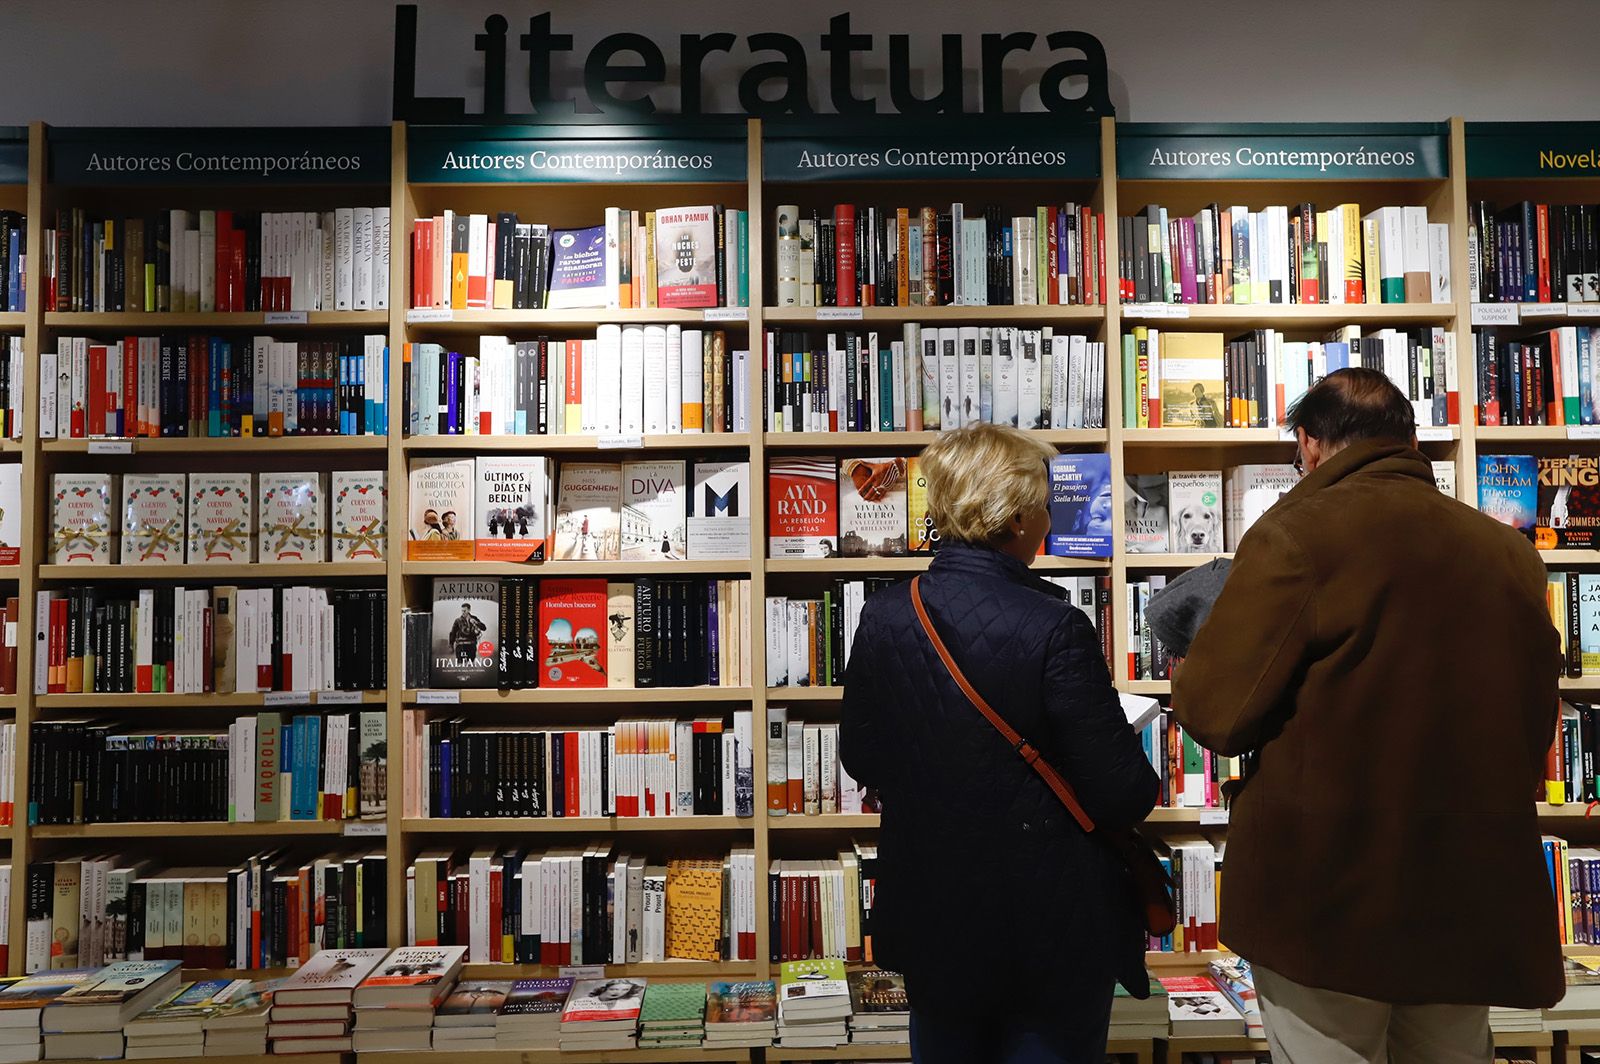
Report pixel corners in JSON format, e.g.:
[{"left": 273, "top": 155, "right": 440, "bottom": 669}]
[{"left": 4, "top": 115, "right": 1600, "bottom": 1064}]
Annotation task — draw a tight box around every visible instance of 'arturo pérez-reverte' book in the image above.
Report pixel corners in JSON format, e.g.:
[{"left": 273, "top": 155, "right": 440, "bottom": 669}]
[{"left": 430, "top": 578, "right": 500, "bottom": 688}]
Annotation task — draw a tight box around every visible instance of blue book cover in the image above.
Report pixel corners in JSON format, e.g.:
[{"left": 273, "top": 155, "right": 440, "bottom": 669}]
[
  {"left": 1324, "top": 341, "right": 1350, "bottom": 373},
  {"left": 546, "top": 225, "right": 608, "bottom": 310},
  {"left": 207, "top": 337, "right": 222, "bottom": 438},
  {"left": 1477, "top": 454, "right": 1536, "bottom": 541},
  {"left": 1047, "top": 453, "right": 1113, "bottom": 558},
  {"left": 291, "top": 714, "right": 321, "bottom": 820}
]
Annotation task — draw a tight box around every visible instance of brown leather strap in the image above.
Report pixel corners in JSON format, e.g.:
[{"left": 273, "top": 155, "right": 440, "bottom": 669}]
[{"left": 910, "top": 576, "right": 1096, "bottom": 834}]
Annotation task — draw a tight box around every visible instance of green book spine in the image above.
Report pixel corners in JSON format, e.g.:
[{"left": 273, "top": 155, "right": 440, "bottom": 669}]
[
  {"left": 878, "top": 348, "right": 893, "bottom": 430},
  {"left": 1122, "top": 334, "right": 1137, "bottom": 427}
]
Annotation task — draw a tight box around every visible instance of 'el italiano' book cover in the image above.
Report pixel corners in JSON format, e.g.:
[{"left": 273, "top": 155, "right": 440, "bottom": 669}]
[
  {"left": 187, "top": 474, "right": 254, "bottom": 564},
  {"left": 407, "top": 457, "right": 474, "bottom": 561},
  {"left": 767, "top": 457, "right": 837, "bottom": 559},
  {"left": 430, "top": 578, "right": 500, "bottom": 689},
  {"left": 838, "top": 457, "right": 908, "bottom": 558}
]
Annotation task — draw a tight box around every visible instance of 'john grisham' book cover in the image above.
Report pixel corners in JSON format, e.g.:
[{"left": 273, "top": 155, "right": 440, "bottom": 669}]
[
  {"left": 537, "top": 579, "right": 608, "bottom": 688},
  {"left": 768, "top": 457, "right": 838, "bottom": 559},
  {"left": 1536, "top": 454, "right": 1600, "bottom": 549},
  {"left": 1047, "top": 453, "right": 1113, "bottom": 558},
  {"left": 654, "top": 206, "right": 719, "bottom": 309},
  {"left": 474, "top": 456, "right": 550, "bottom": 563},
  {"left": 838, "top": 457, "right": 908, "bottom": 558},
  {"left": 1478, "top": 454, "right": 1537, "bottom": 542},
  {"left": 430, "top": 578, "right": 500, "bottom": 688}
]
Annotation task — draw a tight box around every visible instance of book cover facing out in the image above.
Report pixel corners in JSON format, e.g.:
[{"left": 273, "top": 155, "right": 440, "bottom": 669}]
[
  {"left": 546, "top": 226, "right": 608, "bottom": 310},
  {"left": 687, "top": 460, "right": 750, "bottom": 560},
  {"left": 537, "top": 578, "right": 608, "bottom": 688},
  {"left": 1537, "top": 454, "right": 1600, "bottom": 549},
  {"left": 1478, "top": 454, "right": 1537, "bottom": 542},
  {"left": 430, "top": 578, "right": 500, "bottom": 688},
  {"left": 621, "top": 460, "right": 687, "bottom": 561},
  {"left": 554, "top": 463, "right": 621, "bottom": 561},
  {"left": 1124, "top": 473, "right": 1170, "bottom": 554},
  {"left": 474, "top": 456, "right": 549, "bottom": 562},
  {"left": 408, "top": 457, "right": 474, "bottom": 562},
  {"left": 768, "top": 457, "right": 838, "bottom": 558},
  {"left": 838, "top": 457, "right": 908, "bottom": 557},
  {"left": 907, "top": 456, "right": 940, "bottom": 555},
  {"left": 654, "top": 206, "right": 718, "bottom": 308},
  {"left": 1047, "top": 453, "right": 1113, "bottom": 558}
]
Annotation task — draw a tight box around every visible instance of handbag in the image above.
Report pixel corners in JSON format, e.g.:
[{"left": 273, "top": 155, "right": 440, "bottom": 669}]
[{"left": 910, "top": 576, "right": 1178, "bottom": 938}]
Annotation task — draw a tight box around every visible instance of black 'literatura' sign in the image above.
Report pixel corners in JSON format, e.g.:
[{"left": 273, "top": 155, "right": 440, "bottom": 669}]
[{"left": 48, "top": 128, "right": 391, "bottom": 187}]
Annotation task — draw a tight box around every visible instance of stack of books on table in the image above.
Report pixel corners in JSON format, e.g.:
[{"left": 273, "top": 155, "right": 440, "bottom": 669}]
[
  {"left": 846, "top": 969, "right": 909, "bottom": 1046},
  {"left": 268, "top": 948, "right": 388, "bottom": 1054},
  {"left": 0, "top": 970, "right": 103, "bottom": 1064},
  {"left": 775, "top": 960, "right": 851, "bottom": 1049},
  {"left": 352, "top": 946, "right": 467, "bottom": 1052},
  {"left": 200, "top": 982, "right": 277, "bottom": 1057},
  {"left": 636, "top": 983, "right": 706, "bottom": 1050},
  {"left": 42, "top": 961, "right": 182, "bottom": 1061},
  {"left": 1159, "top": 975, "right": 1247, "bottom": 1038},
  {"left": 557, "top": 978, "right": 646, "bottom": 1052},
  {"left": 1544, "top": 954, "right": 1600, "bottom": 1033},
  {"left": 704, "top": 981, "right": 776, "bottom": 1049},
  {"left": 1208, "top": 958, "right": 1264, "bottom": 1040},
  {"left": 492, "top": 979, "right": 566, "bottom": 1050},
  {"left": 123, "top": 979, "right": 261, "bottom": 1059},
  {"left": 1109, "top": 976, "right": 1169, "bottom": 1040},
  {"left": 432, "top": 981, "right": 511, "bottom": 1051}
]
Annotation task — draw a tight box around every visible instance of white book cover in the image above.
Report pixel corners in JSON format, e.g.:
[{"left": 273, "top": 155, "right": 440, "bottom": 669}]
[
  {"left": 120, "top": 473, "right": 187, "bottom": 565},
  {"left": 473, "top": 456, "right": 549, "bottom": 563},
  {"left": 937, "top": 328, "right": 959, "bottom": 431},
  {"left": 277, "top": 949, "right": 389, "bottom": 1003},
  {"left": 620, "top": 460, "right": 686, "bottom": 561},
  {"left": 406, "top": 456, "right": 474, "bottom": 561},
  {"left": 641, "top": 325, "right": 669, "bottom": 434},
  {"left": 1432, "top": 460, "right": 1457, "bottom": 497},
  {"left": 919, "top": 328, "right": 941, "bottom": 431},
  {"left": 333, "top": 208, "right": 354, "bottom": 311},
  {"left": 0, "top": 464, "right": 17, "bottom": 565},
  {"left": 1018, "top": 330, "right": 1043, "bottom": 429},
  {"left": 1166, "top": 471, "right": 1223, "bottom": 554},
  {"left": 1428, "top": 222, "right": 1452, "bottom": 303},
  {"left": 688, "top": 460, "right": 750, "bottom": 561},
  {"left": 992, "top": 328, "right": 1019, "bottom": 427},
  {"left": 258, "top": 472, "right": 326, "bottom": 563},
  {"left": 654, "top": 206, "right": 719, "bottom": 309},
  {"left": 957, "top": 326, "right": 980, "bottom": 426},
  {"left": 330, "top": 471, "right": 386, "bottom": 562},
  {"left": 615, "top": 324, "right": 642, "bottom": 435},
  {"left": 187, "top": 473, "right": 253, "bottom": 564},
  {"left": 373, "top": 206, "right": 391, "bottom": 310},
  {"left": 1225, "top": 464, "right": 1297, "bottom": 551},
  {"left": 554, "top": 462, "right": 622, "bottom": 561},
  {"left": 51, "top": 473, "right": 117, "bottom": 564},
  {"left": 664, "top": 324, "right": 683, "bottom": 433}
]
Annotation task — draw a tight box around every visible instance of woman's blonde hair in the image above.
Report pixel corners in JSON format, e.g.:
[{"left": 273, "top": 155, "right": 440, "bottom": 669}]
[{"left": 919, "top": 423, "right": 1055, "bottom": 546}]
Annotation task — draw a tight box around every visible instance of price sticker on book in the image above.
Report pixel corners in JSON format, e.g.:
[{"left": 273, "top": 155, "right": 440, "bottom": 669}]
[
  {"left": 264, "top": 690, "right": 312, "bottom": 707},
  {"left": 1471, "top": 303, "right": 1518, "bottom": 326},
  {"left": 1520, "top": 303, "right": 1567, "bottom": 320},
  {"left": 1200, "top": 809, "right": 1230, "bottom": 826},
  {"left": 415, "top": 689, "right": 460, "bottom": 705},
  {"left": 702, "top": 306, "right": 748, "bottom": 322},
  {"left": 343, "top": 821, "right": 387, "bottom": 837},
  {"left": 264, "top": 311, "right": 308, "bottom": 325},
  {"left": 1416, "top": 427, "right": 1453, "bottom": 442},
  {"left": 598, "top": 434, "right": 644, "bottom": 450},
  {"left": 817, "top": 307, "right": 863, "bottom": 321},
  {"left": 316, "top": 690, "right": 364, "bottom": 705},
  {"left": 1571, "top": 304, "right": 1600, "bottom": 318},
  {"left": 87, "top": 439, "right": 133, "bottom": 455},
  {"left": 405, "top": 307, "right": 454, "bottom": 323},
  {"left": 1568, "top": 425, "right": 1600, "bottom": 440}
]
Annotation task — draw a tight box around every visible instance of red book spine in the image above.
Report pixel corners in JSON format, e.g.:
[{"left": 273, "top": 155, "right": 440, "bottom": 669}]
[
  {"left": 122, "top": 336, "right": 137, "bottom": 437},
  {"left": 1538, "top": 204, "right": 1552, "bottom": 304},
  {"left": 1046, "top": 206, "right": 1060, "bottom": 305},
  {"left": 412, "top": 225, "right": 425, "bottom": 308},
  {"left": 230, "top": 229, "right": 246, "bottom": 314},
  {"left": 49, "top": 599, "right": 66, "bottom": 694},
  {"left": 87, "top": 344, "right": 106, "bottom": 437},
  {"left": 833, "top": 204, "right": 858, "bottom": 307},
  {"left": 488, "top": 866, "right": 503, "bottom": 961},
  {"left": 1095, "top": 211, "right": 1107, "bottom": 308}
]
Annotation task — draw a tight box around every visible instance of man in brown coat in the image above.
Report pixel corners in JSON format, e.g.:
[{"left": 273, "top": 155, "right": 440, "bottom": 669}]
[{"left": 1172, "top": 368, "right": 1563, "bottom": 1063}]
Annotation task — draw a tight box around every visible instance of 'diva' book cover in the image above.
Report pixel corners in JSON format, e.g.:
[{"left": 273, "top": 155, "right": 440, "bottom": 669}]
[
  {"left": 768, "top": 457, "right": 838, "bottom": 559},
  {"left": 537, "top": 579, "right": 608, "bottom": 688}
]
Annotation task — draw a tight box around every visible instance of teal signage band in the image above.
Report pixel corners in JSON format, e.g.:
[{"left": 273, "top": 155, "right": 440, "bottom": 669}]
[
  {"left": 0, "top": 129, "right": 25, "bottom": 186},
  {"left": 1117, "top": 123, "right": 1449, "bottom": 181},
  {"left": 408, "top": 125, "right": 748, "bottom": 183},
  {"left": 764, "top": 118, "right": 1099, "bottom": 182},
  {"left": 48, "top": 128, "right": 391, "bottom": 187},
  {"left": 1466, "top": 122, "right": 1600, "bottom": 179}
]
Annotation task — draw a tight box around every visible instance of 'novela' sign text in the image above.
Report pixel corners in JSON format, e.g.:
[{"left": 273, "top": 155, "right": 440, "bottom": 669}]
[{"left": 393, "top": 5, "right": 1113, "bottom": 121}]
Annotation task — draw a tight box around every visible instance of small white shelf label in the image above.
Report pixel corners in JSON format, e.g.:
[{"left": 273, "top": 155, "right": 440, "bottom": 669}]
[
  {"left": 405, "top": 307, "right": 454, "bottom": 323},
  {"left": 1572, "top": 304, "right": 1600, "bottom": 318},
  {"left": 703, "top": 306, "right": 749, "bottom": 322},
  {"left": 598, "top": 434, "right": 645, "bottom": 450},
  {"left": 415, "top": 689, "right": 460, "bottom": 705},
  {"left": 264, "top": 311, "right": 308, "bottom": 325},
  {"left": 1471, "top": 303, "right": 1519, "bottom": 326},
  {"left": 87, "top": 439, "right": 133, "bottom": 455},
  {"left": 1520, "top": 303, "right": 1567, "bottom": 319},
  {"left": 1124, "top": 303, "right": 1191, "bottom": 319},
  {"left": 264, "top": 690, "right": 312, "bottom": 707},
  {"left": 817, "top": 307, "right": 863, "bottom": 321},
  {"left": 343, "top": 821, "right": 387, "bottom": 837},
  {"left": 1416, "top": 427, "right": 1453, "bottom": 442},
  {"left": 1200, "top": 809, "right": 1230, "bottom": 826},
  {"left": 1568, "top": 425, "right": 1600, "bottom": 440},
  {"left": 316, "top": 690, "right": 363, "bottom": 705},
  {"left": 559, "top": 965, "right": 606, "bottom": 979}
]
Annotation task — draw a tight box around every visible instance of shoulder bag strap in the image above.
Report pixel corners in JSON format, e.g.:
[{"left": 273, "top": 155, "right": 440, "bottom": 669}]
[{"left": 909, "top": 575, "right": 1096, "bottom": 834}]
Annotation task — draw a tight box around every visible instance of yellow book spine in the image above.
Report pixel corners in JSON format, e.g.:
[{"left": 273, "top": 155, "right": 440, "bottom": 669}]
[
  {"left": 645, "top": 211, "right": 658, "bottom": 308},
  {"left": 1363, "top": 218, "right": 1382, "bottom": 305},
  {"left": 1340, "top": 204, "right": 1364, "bottom": 302},
  {"left": 451, "top": 252, "right": 468, "bottom": 310}
]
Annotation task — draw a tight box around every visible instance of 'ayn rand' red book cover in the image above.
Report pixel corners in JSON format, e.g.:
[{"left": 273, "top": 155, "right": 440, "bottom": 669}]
[{"left": 768, "top": 457, "right": 838, "bottom": 559}]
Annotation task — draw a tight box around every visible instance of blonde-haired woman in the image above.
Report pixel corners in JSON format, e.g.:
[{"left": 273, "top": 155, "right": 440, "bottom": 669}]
[{"left": 841, "top": 423, "right": 1157, "bottom": 1064}]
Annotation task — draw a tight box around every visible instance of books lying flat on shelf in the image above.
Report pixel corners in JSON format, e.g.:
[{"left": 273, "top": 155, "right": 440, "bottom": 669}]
[
  {"left": 353, "top": 946, "right": 466, "bottom": 1007},
  {"left": 1160, "top": 975, "right": 1246, "bottom": 1036},
  {"left": 433, "top": 981, "right": 511, "bottom": 1029},
  {"left": 42, "top": 960, "right": 182, "bottom": 1033},
  {"left": 558, "top": 977, "right": 646, "bottom": 1050},
  {"left": 1208, "top": 957, "right": 1264, "bottom": 1039},
  {"left": 274, "top": 949, "right": 389, "bottom": 1006},
  {"left": 846, "top": 968, "right": 908, "bottom": 1038},
  {"left": 636, "top": 981, "right": 705, "bottom": 1049},
  {"left": 125, "top": 979, "right": 249, "bottom": 1038},
  {"left": 493, "top": 978, "right": 567, "bottom": 1048},
  {"left": 1110, "top": 975, "right": 1168, "bottom": 1039},
  {"left": 0, "top": 971, "right": 100, "bottom": 1030},
  {"left": 705, "top": 981, "right": 776, "bottom": 1046},
  {"left": 777, "top": 958, "right": 851, "bottom": 1023}
]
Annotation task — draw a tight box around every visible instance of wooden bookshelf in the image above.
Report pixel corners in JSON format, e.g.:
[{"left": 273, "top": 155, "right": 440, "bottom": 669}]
[
  {"left": 402, "top": 433, "right": 752, "bottom": 453},
  {"left": 765, "top": 429, "right": 1107, "bottom": 448},
  {"left": 34, "top": 691, "right": 385, "bottom": 709},
  {"left": 37, "top": 562, "right": 385, "bottom": 580},
  {"left": 403, "top": 815, "right": 748, "bottom": 833},
  {"left": 42, "top": 436, "right": 388, "bottom": 453},
  {"left": 402, "top": 687, "right": 752, "bottom": 704},
  {"left": 1122, "top": 302, "right": 1454, "bottom": 328},
  {"left": 362, "top": 1049, "right": 752, "bottom": 1064},
  {"left": 44, "top": 310, "right": 388, "bottom": 328},
  {"left": 401, "top": 559, "right": 753, "bottom": 577},
  {"left": 763, "top": 304, "right": 1103, "bottom": 325},
  {"left": 31, "top": 820, "right": 347, "bottom": 839},
  {"left": 766, "top": 555, "right": 1107, "bottom": 574},
  {"left": 402, "top": 307, "right": 731, "bottom": 330},
  {"left": 769, "top": 814, "right": 881, "bottom": 831}
]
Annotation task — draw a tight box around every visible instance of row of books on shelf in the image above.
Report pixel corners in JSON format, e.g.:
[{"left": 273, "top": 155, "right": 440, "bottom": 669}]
[
  {"left": 764, "top": 714, "right": 875, "bottom": 819},
  {"left": 1470, "top": 201, "right": 1600, "bottom": 304},
  {"left": 44, "top": 206, "right": 391, "bottom": 314},
  {"left": 43, "top": 334, "right": 389, "bottom": 439},
  {"left": 405, "top": 326, "right": 747, "bottom": 438},
  {"left": 400, "top": 576, "right": 751, "bottom": 691},
  {"left": 764, "top": 325, "right": 1107, "bottom": 433},
  {"left": 1479, "top": 453, "right": 1600, "bottom": 549},
  {"left": 1552, "top": 575, "right": 1600, "bottom": 679},
  {"left": 1138, "top": 708, "right": 1243, "bottom": 813},
  {"left": 403, "top": 713, "right": 755, "bottom": 820},
  {"left": 26, "top": 851, "right": 388, "bottom": 977},
  {"left": 35, "top": 585, "right": 387, "bottom": 695},
  {"left": 406, "top": 456, "right": 746, "bottom": 564},
  {"left": 0, "top": 213, "right": 22, "bottom": 313},
  {"left": 774, "top": 202, "right": 1108, "bottom": 308},
  {"left": 29, "top": 709, "right": 387, "bottom": 825},
  {"left": 1124, "top": 326, "right": 1457, "bottom": 430},
  {"left": 1475, "top": 326, "right": 1600, "bottom": 428},
  {"left": 50, "top": 470, "right": 385, "bottom": 566},
  {"left": 0, "top": 599, "right": 19, "bottom": 693},
  {"left": 405, "top": 846, "right": 760, "bottom": 966},
  {"left": 411, "top": 206, "right": 750, "bottom": 311},
  {"left": 0, "top": 337, "right": 20, "bottom": 439},
  {"left": 1116, "top": 203, "right": 1450, "bottom": 307}
]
